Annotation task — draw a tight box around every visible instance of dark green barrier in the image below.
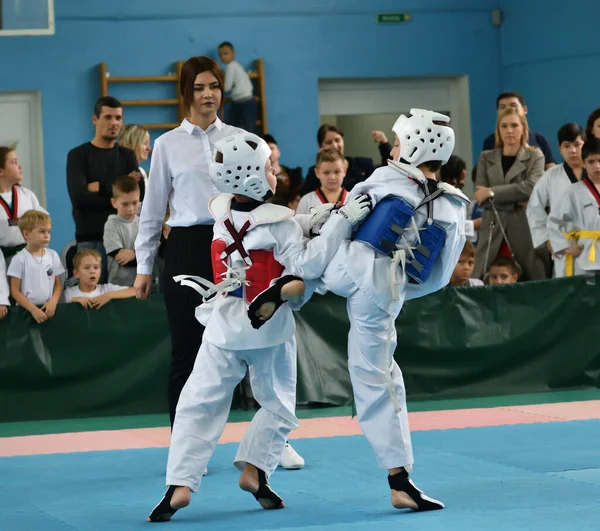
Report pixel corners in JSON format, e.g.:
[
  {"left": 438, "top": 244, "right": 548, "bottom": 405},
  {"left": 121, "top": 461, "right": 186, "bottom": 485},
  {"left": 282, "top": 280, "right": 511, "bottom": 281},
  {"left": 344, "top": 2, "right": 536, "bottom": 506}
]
[{"left": 1, "top": 275, "right": 599, "bottom": 422}]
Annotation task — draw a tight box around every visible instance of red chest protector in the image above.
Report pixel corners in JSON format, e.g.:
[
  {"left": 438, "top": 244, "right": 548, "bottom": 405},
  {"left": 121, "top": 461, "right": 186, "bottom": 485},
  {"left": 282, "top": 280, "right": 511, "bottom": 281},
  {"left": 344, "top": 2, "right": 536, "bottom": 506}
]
[
  {"left": 212, "top": 241, "right": 284, "bottom": 302},
  {"left": 209, "top": 195, "right": 292, "bottom": 302}
]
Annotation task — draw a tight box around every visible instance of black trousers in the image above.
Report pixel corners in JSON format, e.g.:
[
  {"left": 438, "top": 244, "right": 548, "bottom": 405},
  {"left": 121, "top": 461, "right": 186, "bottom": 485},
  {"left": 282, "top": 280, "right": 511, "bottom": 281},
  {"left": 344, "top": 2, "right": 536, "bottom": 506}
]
[{"left": 163, "top": 225, "right": 214, "bottom": 427}]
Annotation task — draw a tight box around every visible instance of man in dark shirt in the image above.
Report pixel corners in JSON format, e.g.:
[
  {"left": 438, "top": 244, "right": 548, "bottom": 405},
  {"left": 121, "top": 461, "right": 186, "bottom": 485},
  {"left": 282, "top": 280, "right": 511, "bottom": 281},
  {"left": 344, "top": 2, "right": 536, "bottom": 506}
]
[
  {"left": 482, "top": 91, "right": 556, "bottom": 170},
  {"left": 66, "top": 96, "right": 139, "bottom": 282}
]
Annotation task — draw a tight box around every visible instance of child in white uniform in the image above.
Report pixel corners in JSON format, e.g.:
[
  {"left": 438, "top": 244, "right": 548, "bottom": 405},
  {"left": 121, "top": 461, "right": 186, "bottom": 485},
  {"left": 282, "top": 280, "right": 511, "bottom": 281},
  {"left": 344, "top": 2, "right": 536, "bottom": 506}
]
[
  {"left": 7, "top": 210, "right": 63, "bottom": 323},
  {"left": 147, "top": 132, "right": 371, "bottom": 522},
  {"left": 63, "top": 249, "right": 135, "bottom": 308},
  {"left": 527, "top": 123, "right": 585, "bottom": 277},
  {"left": 296, "top": 148, "right": 349, "bottom": 215},
  {"left": 0, "top": 147, "right": 46, "bottom": 263},
  {"left": 255, "top": 109, "right": 468, "bottom": 512},
  {"left": 548, "top": 137, "right": 600, "bottom": 275}
]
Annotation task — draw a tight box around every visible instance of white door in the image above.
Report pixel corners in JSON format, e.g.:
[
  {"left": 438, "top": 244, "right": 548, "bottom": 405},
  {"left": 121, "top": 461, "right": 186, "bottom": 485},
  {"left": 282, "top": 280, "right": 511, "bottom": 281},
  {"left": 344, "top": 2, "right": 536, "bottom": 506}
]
[
  {"left": 318, "top": 76, "right": 473, "bottom": 179},
  {"left": 0, "top": 91, "right": 46, "bottom": 206}
]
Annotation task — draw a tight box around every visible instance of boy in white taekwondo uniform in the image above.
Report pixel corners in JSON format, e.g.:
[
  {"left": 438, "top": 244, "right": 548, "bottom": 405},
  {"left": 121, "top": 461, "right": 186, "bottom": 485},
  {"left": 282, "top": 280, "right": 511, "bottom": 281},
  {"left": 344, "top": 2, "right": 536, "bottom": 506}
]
[
  {"left": 527, "top": 123, "right": 586, "bottom": 277},
  {"left": 548, "top": 137, "right": 600, "bottom": 277},
  {"left": 0, "top": 148, "right": 47, "bottom": 263},
  {"left": 147, "top": 132, "right": 372, "bottom": 522},
  {"left": 252, "top": 109, "right": 468, "bottom": 512}
]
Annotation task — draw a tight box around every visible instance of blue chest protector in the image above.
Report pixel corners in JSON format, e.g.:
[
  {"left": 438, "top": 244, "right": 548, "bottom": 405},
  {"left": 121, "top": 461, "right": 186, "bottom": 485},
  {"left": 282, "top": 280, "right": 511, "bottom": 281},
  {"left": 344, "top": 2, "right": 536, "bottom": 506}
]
[{"left": 353, "top": 184, "right": 447, "bottom": 284}]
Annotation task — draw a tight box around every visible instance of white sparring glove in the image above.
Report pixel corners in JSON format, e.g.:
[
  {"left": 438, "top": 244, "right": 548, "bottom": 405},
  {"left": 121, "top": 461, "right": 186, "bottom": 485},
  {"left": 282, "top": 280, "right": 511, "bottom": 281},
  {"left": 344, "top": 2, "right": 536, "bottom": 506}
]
[
  {"left": 309, "top": 203, "right": 336, "bottom": 236},
  {"left": 335, "top": 193, "right": 372, "bottom": 225}
]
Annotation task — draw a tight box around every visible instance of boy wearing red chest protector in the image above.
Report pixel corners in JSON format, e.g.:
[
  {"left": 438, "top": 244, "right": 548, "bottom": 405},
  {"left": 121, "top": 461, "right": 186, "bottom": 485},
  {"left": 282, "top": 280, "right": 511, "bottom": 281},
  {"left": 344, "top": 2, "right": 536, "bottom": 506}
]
[{"left": 147, "top": 132, "right": 371, "bottom": 523}]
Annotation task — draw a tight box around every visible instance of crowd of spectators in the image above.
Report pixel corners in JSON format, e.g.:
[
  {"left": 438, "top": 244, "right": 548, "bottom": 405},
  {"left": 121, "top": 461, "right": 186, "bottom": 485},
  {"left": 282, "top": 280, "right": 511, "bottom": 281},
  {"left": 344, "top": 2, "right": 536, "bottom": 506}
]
[{"left": 2, "top": 72, "right": 600, "bottom": 323}]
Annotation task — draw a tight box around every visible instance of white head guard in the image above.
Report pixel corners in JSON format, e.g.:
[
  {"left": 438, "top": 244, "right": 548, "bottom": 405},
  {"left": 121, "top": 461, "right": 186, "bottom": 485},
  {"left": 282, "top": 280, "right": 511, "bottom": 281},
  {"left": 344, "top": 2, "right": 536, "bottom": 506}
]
[
  {"left": 392, "top": 108, "right": 455, "bottom": 166},
  {"left": 209, "top": 132, "right": 273, "bottom": 201}
]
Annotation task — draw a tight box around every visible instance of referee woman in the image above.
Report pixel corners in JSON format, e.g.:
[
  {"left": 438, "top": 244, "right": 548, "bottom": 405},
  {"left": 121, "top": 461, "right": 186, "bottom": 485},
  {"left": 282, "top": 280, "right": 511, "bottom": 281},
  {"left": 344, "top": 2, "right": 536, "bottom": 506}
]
[{"left": 134, "top": 56, "right": 240, "bottom": 427}]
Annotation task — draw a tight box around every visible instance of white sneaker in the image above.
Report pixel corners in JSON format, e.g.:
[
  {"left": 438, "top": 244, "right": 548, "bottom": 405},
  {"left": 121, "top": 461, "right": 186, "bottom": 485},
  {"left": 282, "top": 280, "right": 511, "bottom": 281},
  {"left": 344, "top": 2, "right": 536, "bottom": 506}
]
[
  {"left": 203, "top": 466, "right": 208, "bottom": 476},
  {"left": 279, "top": 443, "right": 305, "bottom": 469}
]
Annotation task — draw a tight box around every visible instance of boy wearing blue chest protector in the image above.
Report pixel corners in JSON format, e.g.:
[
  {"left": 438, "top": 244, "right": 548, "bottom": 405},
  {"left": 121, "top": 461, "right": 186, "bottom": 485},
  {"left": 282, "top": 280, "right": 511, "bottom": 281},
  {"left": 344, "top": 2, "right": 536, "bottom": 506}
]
[{"left": 252, "top": 109, "right": 469, "bottom": 512}]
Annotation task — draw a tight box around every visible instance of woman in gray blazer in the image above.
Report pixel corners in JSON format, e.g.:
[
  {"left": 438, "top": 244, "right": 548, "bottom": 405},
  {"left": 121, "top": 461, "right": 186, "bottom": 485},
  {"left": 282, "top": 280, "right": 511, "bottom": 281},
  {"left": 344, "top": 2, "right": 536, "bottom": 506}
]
[{"left": 472, "top": 108, "right": 546, "bottom": 280}]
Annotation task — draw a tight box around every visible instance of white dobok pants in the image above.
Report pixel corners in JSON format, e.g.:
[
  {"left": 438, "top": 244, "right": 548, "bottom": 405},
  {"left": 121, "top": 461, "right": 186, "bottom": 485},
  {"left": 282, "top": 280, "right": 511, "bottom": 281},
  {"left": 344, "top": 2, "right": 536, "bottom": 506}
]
[
  {"left": 166, "top": 338, "right": 299, "bottom": 492},
  {"left": 320, "top": 255, "right": 414, "bottom": 470}
]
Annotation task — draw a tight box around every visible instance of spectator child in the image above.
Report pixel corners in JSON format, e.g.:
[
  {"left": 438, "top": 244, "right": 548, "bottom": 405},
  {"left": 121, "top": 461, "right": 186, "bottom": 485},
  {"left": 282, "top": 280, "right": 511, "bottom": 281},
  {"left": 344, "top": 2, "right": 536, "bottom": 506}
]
[
  {"left": 103, "top": 175, "right": 140, "bottom": 286},
  {"left": 296, "top": 149, "right": 348, "bottom": 215},
  {"left": 218, "top": 41, "right": 257, "bottom": 133},
  {"left": 448, "top": 241, "right": 483, "bottom": 287},
  {"left": 7, "top": 210, "right": 64, "bottom": 323},
  {"left": 487, "top": 256, "right": 520, "bottom": 285},
  {"left": 63, "top": 249, "right": 135, "bottom": 308},
  {"left": 548, "top": 137, "right": 600, "bottom": 276},
  {"left": 301, "top": 124, "right": 392, "bottom": 194},
  {"left": 0, "top": 251, "right": 9, "bottom": 318},
  {"left": 0, "top": 147, "right": 47, "bottom": 262},
  {"left": 526, "top": 123, "right": 585, "bottom": 277}
]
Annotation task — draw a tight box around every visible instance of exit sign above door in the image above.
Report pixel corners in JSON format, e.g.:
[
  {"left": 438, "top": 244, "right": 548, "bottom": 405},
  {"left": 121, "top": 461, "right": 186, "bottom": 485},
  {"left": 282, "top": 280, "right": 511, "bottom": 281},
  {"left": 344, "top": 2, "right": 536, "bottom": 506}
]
[{"left": 377, "top": 13, "right": 411, "bottom": 24}]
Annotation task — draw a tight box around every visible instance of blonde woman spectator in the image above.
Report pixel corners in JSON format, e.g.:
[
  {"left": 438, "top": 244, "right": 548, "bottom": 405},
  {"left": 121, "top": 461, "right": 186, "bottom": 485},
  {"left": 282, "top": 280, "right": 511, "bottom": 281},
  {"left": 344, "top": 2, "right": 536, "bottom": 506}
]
[
  {"left": 119, "top": 124, "right": 152, "bottom": 190},
  {"left": 472, "top": 108, "right": 545, "bottom": 280}
]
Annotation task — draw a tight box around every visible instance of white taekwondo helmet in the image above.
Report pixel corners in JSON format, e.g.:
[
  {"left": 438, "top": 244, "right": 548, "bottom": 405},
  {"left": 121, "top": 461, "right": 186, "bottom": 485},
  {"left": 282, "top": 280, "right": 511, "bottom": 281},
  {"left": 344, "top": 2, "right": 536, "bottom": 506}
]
[
  {"left": 392, "top": 108, "right": 455, "bottom": 166},
  {"left": 209, "top": 132, "right": 273, "bottom": 201}
]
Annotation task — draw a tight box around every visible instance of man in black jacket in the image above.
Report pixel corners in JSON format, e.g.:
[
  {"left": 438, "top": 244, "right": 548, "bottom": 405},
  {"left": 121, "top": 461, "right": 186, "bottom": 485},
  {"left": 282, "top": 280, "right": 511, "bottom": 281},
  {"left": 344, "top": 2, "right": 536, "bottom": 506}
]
[{"left": 66, "top": 96, "right": 139, "bottom": 282}]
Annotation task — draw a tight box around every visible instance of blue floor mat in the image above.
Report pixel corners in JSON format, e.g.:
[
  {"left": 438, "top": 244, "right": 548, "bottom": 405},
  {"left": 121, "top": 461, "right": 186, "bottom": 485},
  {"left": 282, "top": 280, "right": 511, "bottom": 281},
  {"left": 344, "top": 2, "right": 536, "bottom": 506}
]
[{"left": 1, "top": 420, "right": 599, "bottom": 530}]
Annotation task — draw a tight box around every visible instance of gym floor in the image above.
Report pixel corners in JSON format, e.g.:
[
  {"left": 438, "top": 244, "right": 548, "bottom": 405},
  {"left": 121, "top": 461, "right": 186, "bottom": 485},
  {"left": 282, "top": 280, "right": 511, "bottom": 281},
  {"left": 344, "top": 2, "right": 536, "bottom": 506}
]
[{"left": 1, "top": 389, "right": 599, "bottom": 530}]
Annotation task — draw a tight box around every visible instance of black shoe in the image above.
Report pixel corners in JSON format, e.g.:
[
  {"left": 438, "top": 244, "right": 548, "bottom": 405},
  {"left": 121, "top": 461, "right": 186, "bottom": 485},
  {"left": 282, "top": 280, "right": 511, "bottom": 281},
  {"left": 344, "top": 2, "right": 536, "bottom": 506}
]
[
  {"left": 148, "top": 486, "right": 180, "bottom": 522},
  {"left": 388, "top": 470, "right": 444, "bottom": 511},
  {"left": 251, "top": 469, "right": 285, "bottom": 510}
]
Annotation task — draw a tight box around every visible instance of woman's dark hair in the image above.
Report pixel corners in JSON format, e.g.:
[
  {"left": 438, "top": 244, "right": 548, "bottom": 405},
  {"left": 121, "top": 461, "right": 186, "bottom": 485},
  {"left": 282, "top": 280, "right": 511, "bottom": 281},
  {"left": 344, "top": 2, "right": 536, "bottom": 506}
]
[
  {"left": 585, "top": 107, "right": 600, "bottom": 139},
  {"left": 317, "top": 124, "right": 343, "bottom": 147},
  {"left": 179, "top": 56, "right": 225, "bottom": 114},
  {"left": 439, "top": 155, "right": 466, "bottom": 185}
]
